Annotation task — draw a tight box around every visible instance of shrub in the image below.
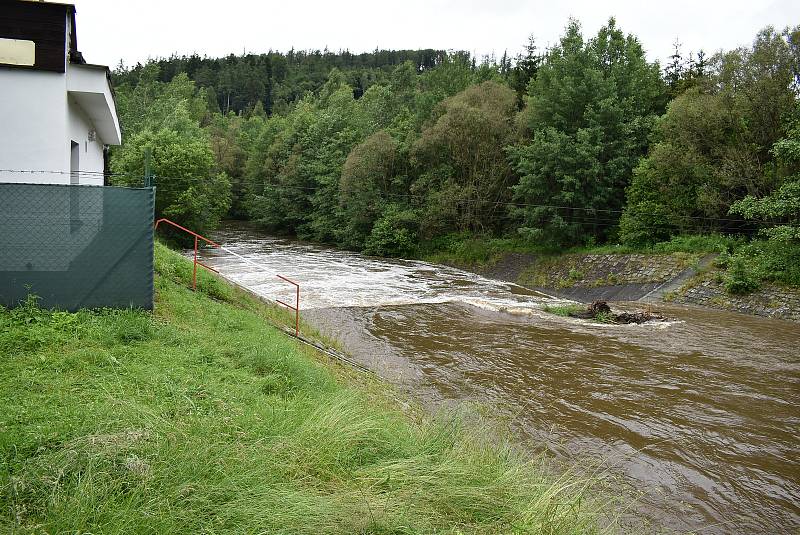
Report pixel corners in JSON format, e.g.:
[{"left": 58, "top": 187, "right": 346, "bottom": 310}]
[
  {"left": 723, "top": 257, "right": 760, "bottom": 294},
  {"left": 363, "top": 205, "right": 419, "bottom": 257},
  {"left": 651, "top": 234, "right": 743, "bottom": 254}
]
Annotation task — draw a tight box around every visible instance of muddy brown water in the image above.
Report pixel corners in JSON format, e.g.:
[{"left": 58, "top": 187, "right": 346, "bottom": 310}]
[{"left": 200, "top": 225, "right": 800, "bottom": 533}]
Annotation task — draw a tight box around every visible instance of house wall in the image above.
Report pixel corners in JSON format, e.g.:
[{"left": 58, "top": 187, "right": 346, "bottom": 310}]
[
  {"left": 0, "top": 68, "right": 69, "bottom": 184},
  {"left": 67, "top": 95, "right": 105, "bottom": 186},
  {"left": 1, "top": 7, "right": 119, "bottom": 187},
  {"left": 0, "top": 68, "right": 113, "bottom": 185}
]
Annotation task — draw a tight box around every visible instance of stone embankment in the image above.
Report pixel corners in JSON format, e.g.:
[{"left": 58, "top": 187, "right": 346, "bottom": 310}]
[
  {"left": 666, "top": 272, "right": 800, "bottom": 321},
  {"left": 464, "top": 252, "right": 800, "bottom": 321}
]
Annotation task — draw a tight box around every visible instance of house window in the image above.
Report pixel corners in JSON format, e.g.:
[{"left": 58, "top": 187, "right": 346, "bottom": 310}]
[
  {"left": 70, "top": 141, "right": 79, "bottom": 185},
  {"left": 0, "top": 38, "right": 35, "bottom": 67}
]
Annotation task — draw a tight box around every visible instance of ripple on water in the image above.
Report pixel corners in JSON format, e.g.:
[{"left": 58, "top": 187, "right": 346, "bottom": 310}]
[{"left": 199, "top": 225, "right": 800, "bottom": 534}]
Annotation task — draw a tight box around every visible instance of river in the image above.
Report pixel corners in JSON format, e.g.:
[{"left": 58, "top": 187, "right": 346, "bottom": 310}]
[{"left": 198, "top": 224, "right": 800, "bottom": 534}]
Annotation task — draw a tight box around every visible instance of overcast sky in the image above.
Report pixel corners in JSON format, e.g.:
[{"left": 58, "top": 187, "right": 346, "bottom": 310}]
[{"left": 74, "top": 0, "right": 798, "bottom": 69}]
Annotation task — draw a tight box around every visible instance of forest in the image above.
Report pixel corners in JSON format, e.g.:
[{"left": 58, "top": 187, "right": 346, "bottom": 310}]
[{"left": 109, "top": 19, "right": 800, "bottom": 293}]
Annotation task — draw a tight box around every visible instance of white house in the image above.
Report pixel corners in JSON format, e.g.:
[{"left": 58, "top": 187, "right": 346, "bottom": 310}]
[{"left": 0, "top": 0, "right": 121, "bottom": 186}]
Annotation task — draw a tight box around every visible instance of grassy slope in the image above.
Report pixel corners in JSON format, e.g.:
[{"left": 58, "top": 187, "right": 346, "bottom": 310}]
[
  {"left": 0, "top": 243, "right": 611, "bottom": 534},
  {"left": 421, "top": 234, "right": 800, "bottom": 297},
  {"left": 420, "top": 234, "right": 737, "bottom": 272}
]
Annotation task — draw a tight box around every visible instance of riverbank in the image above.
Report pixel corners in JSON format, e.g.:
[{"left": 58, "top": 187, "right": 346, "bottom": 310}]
[
  {"left": 187, "top": 225, "right": 800, "bottom": 532},
  {"left": 0, "top": 243, "right": 612, "bottom": 533},
  {"left": 423, "top": 237, "right": 800, "bottom": 321}
]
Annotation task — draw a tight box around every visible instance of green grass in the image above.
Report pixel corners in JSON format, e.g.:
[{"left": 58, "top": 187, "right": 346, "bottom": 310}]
[
  {"left": 541, "top": 304, "right": 617, "bottom": 324},
  {"left": 569, "top": 234, "right": 743, "bottom": 255},
  {"left": 420, "top": 234, "right": 539, "bottom": 268},
  {"left": 540, "top": 304, "right": 585, "bottom": 317},
  {"left": 419, "top": 233, "right": 742, "bottom": 269},
  {"left": 0, "top": 243, "right": 615, "bottom": 533},
  {"left": 591, "top": 312, "right": 616, "bottom": 324}
]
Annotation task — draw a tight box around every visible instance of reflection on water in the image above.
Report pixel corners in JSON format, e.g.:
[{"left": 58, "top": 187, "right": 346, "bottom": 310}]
[{"left": 200, "top": 225, "right": 800, "bottom": 534}]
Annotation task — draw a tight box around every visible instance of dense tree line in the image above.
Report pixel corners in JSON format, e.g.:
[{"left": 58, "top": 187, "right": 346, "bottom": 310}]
[
  {"left": 110, "top": 19, "right": 800, "bottom": 289},
  {"left": 112, "top": 48, "right": 457, "bottom": 117}
]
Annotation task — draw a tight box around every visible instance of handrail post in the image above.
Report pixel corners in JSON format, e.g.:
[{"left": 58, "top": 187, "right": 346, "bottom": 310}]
[
  {"left": 192, "top": 235, "right": 198, "bottom": 291},
  {"left": 295, "top": 284, "right": 300, "bottom": 337}
]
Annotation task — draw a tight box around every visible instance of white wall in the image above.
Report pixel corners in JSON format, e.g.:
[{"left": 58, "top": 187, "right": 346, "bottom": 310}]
[
  {"left": 0, "top": 67, "right": 119, "bottom": 186},
  {"left": 67, "top": 95, "right": 105, "bottom": 186},
  {"left": 0, "top": 68, "right": 69, "bottom": 184},
  {"left": 67, "top": 64, "right": 121, "bottom": 146}
]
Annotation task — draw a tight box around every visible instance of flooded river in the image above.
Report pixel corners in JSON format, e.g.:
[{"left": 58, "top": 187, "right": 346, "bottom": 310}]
[{"left": 199, "top": 225, "right": 800, "bottom": 533}]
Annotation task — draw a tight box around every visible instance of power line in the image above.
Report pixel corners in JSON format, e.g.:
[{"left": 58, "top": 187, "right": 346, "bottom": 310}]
[
  {"left": 0, "top": 168, "right": 758, "bottom": 226},
  {"left": 250, "top": 182, "right": 755, "bottom": 225},
  {"left": 0, "top": 169, "right": 130, "bottom": 177}
]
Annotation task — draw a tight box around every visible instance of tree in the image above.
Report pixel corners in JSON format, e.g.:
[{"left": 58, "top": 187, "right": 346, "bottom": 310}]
[
  {"left": 720, "top": 104, "right": 800, "bottom": 290},
  {"left": 111, "top": 104, "right": 231, "bottom": 234},
  {"left": 621, "top": 25, "right": 800, "bottom": 244},
  {"left": 664, "top": 38, "right": 685, "bottom": 95},
  {"left": 509, "top": 34, "right": 542, "bottom": 107},
  {"left": 415, "top": 54, "right": 476, "bottom": 126},
  {"left": 412, "top": 81, "right": 518, "bottom": 235},
  {"left": 619, "top": 89, "right": 742, "bottom": 243},
  {"left": 245, "top": 73, "right": 366, "bottom": 243},
  {"left": 731, "top": 102, "right": 800, "bottom": 245},
  {"left": 509, "top": 18, "right": 665, "bottom": 246},
  {"left": 111, "top": 69, "right": 232, "bottom": 235},
  {"left": 363, "top": 203, "right": 419, "bottom": 257},
  {"left": 339, "top": 131, "right": 401, "bottom": 248}
]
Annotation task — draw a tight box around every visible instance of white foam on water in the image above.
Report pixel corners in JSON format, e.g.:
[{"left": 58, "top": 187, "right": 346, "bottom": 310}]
[
  {"left": 195, "top": 231, "right": 677, "bottom": 329},
  {"left": 197, "top": 235, "right": 558, "bottom": 312}
]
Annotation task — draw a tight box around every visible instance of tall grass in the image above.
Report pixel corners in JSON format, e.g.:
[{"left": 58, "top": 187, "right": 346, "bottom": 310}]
[
  {"left": 0, "top": 244, "right": 617, "bottom": 533},
  {"left": 419, "top": 232, "right": 743, "bottom": 268}
]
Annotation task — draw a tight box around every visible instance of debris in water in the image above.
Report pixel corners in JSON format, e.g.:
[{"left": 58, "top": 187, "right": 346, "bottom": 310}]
[{"left": 569, "top": 300, "right": 666, "bottom": 324}]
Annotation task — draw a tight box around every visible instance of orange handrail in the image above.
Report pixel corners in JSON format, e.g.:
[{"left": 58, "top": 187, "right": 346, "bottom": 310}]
[
  {"left": 153, "top": 218, "right": 301, "bottom": 336},
  {"left": 154, "top": 218, "right": 220, "bottom": 291},
  {"left": 155, "top": 218, "right": 220, "bottom": 247}
]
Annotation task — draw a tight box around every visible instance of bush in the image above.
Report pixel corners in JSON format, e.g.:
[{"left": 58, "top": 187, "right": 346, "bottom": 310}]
[
  {"left": 651, "top": 234, "right": 743, "bottom": 254},
  {"left": 723, "top": 257, "right": 760, "bottom": 294},
  {"left": 714, "top": 238, "right": 800, "bottom": 294},
  {"left": 727, "top": 240, "right": 800, "bottom": 289},
  {"left": 363, "top": 205, "right": 419, "bottom": 257}
]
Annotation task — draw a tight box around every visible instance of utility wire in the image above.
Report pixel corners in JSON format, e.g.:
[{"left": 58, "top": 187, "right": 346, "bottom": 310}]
[
  {"left": 248, "top": 182, "right": 756, "bottom": 224},
  {"left": 0, "top": 168, "right": 758, "bottom": 226},
  {"left": 0, "top": 169, "right": 124, "bottom": 176}
]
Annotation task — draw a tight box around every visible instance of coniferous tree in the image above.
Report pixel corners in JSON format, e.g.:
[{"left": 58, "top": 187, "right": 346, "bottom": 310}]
[
  {"left": 664, "top": 38, "right": 685, "bottom": 96},
  {"left": 509, "top": 34, "right": 542, "bottom": 107}
]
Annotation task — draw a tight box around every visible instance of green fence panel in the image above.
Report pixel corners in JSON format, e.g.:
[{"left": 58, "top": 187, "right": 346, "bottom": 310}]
[{"left": 0, "top": 183, "right": 154, "bottom": 311}]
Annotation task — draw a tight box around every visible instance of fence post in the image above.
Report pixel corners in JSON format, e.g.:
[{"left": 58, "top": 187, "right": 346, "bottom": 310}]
[
  {"left": 295, "top": 283, "right": 300, "bottom": 337},
  {"left": 275, "top": 275, "right": 301, "bottom": 337},
  {"left": 154, "top": 218, "right": 301, "bottom": 335},
  {"left": 192, "top": 235, "right": 198, "bottom": 291},
  {"left": 143, "top": 148, "right": 153, "bottom": 188}
]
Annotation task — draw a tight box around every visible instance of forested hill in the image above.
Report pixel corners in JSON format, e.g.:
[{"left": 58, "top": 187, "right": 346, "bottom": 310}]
[
  {"left": 109, "top": 19, "right": 800, "bottom": 293},
  {"left": 112, "top": 48, "right": 492, "bottom": 116}
]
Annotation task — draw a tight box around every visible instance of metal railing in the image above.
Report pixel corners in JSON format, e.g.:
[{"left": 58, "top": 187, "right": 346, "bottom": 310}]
[
  {"left": 154, "top": 218, "right": 220, "bottom": 291},
  {"left": 153, "top": 218, "right": 301, "bottom": 336}
]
